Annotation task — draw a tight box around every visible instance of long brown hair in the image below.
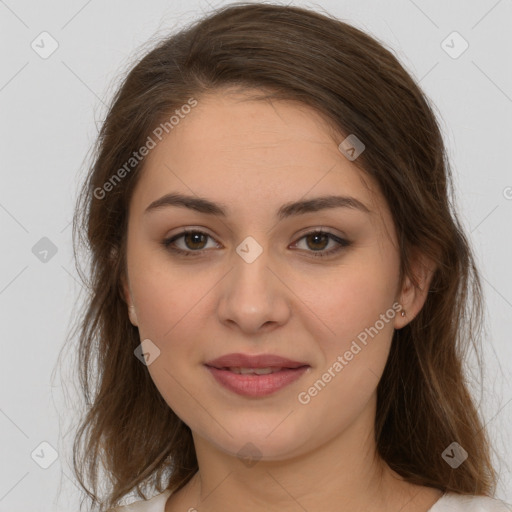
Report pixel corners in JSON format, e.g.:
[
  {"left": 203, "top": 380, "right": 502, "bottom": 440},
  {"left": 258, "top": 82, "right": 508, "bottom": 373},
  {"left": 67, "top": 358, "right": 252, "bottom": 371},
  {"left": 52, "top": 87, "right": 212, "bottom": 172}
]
[{"left": 69, "top": 3, "right": 498, "bottom": 510}]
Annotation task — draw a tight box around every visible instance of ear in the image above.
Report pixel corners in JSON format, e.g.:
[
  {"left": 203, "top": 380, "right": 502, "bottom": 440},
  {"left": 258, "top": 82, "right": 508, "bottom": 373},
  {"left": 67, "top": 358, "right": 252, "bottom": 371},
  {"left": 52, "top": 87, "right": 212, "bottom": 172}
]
[
  {"left": 394, "top": 250, "right": 436, "bottom": 329},
  {"left": 120, "top": 271, "right": 138, "bottom": 326}
]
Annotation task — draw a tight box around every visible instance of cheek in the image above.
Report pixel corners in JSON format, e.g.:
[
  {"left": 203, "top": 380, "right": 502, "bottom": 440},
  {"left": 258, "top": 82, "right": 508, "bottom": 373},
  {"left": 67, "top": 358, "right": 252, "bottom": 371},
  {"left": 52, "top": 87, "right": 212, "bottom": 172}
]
[
  {"left": 297, "top": 285, "right": 397, "bottom": 435},
  {"left": 128, "top": 257, "right": 217, "bottom": 385},
  {"left": 128, "top": 247, "right": 206, "bottom": 340},
  {"left": 132, "top": 279, "right": 179, "bottom": 340},
  {"left": 303, "top": 254, "right": 399, "bottom": 344},
  {"left": 131, "top": 268, "right": 209, "bottom": 422},
  {"left": 298, "top": 248, "right": 399, "bottom": 407}
]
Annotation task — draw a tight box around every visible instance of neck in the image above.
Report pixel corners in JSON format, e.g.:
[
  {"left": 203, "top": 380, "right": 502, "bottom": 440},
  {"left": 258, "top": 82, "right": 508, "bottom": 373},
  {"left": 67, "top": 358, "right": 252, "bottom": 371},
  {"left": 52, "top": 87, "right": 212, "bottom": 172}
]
[{"left": 174, "top": 395, "right": 439, "bottom": 512}]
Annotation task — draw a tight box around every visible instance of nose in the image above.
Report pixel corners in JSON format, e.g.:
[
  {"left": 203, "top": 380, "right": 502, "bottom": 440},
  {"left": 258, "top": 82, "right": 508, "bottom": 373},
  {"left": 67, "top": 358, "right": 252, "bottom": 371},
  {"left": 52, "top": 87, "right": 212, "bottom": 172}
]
[{"left": 216, "top": 241, "right": 291, "bottom": 335}]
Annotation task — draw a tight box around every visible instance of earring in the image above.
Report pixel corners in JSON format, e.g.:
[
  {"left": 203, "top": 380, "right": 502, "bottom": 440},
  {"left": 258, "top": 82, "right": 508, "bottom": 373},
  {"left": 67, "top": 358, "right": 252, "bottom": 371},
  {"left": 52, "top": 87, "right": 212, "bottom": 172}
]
[{"left": 400, "top": 310, "right": 406, "bottom": 317}]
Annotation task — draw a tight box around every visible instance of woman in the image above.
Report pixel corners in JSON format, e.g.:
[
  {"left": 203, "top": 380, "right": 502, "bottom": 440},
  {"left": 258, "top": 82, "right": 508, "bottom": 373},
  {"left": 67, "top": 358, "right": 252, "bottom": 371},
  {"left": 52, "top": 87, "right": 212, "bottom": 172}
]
[{"left": 70, "top": 3, "right": 511, "bottom": 511}]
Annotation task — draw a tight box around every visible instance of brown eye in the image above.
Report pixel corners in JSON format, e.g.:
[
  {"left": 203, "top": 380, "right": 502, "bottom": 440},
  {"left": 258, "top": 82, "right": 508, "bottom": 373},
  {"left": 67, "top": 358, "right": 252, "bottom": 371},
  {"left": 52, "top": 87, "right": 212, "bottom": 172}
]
[
  {"left": 304, "top": 232, "right": 330, "bottom": 251},
  {"left": 292, "top": 230, "right": 350, "bottom": 258},
  {"left": 182, "top": 232, "right": 208, "bottom": 250},
  {"left": 162, "top": 230, "right": 218, "bottom": 256},
  {"left": 162, "top": 229, "right": 350, "bottom": 259}
]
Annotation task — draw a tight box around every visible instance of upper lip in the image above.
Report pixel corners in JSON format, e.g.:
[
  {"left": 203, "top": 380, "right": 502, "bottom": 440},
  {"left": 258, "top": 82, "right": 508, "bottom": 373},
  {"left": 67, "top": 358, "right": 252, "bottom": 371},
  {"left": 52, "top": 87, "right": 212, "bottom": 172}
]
[{"left": 205, "top": 353, "right": 309, "bottom": 369}]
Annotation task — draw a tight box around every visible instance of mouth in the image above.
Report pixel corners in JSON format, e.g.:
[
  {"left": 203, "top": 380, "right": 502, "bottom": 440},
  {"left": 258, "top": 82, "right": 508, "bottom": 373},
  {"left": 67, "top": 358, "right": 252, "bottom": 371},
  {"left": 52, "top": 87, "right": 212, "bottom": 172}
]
[{"left": 204, "top": 364, "right": 310, "bottom": 397}]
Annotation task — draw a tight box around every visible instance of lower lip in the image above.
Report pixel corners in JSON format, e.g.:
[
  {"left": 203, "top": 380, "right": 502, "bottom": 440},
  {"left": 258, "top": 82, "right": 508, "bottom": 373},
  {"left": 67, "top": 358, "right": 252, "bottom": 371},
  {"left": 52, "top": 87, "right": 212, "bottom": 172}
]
[{"left": 205, "top": 366, "right": 310, "bottom": 397}]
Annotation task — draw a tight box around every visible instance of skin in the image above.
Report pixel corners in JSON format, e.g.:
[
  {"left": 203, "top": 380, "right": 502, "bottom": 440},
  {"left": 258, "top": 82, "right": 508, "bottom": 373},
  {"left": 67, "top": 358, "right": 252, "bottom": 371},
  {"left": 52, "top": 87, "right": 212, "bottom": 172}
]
[{"left": 121, "top": 88, "right": 442, "bottom": 512}]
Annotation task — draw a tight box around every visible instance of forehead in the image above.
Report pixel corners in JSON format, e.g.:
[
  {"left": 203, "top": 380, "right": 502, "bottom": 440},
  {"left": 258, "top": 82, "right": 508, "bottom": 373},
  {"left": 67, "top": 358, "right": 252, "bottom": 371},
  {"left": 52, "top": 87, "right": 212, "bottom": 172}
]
[
  {"left": 152, "top": 89, "right": 344, "bottom": 168},
  {"left": 130, "top": 89, "right": 386, "bottom": 224}
]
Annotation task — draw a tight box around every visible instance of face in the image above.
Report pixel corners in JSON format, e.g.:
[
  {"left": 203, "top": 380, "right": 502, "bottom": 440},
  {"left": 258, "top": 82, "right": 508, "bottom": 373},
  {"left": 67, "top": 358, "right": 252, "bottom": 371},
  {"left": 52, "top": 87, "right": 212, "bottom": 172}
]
[{"left": 122, "top": 88, "right": 415, "bottom": 462}]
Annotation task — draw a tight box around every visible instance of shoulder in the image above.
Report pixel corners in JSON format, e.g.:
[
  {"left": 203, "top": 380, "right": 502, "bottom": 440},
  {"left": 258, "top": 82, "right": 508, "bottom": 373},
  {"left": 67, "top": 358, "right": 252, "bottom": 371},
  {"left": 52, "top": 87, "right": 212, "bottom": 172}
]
[
  {"left": 431, "top": 492, "right": 512, "bottom": 511},
  {"left": 108, "top": 489, "right": 172, "bottom": 512}
]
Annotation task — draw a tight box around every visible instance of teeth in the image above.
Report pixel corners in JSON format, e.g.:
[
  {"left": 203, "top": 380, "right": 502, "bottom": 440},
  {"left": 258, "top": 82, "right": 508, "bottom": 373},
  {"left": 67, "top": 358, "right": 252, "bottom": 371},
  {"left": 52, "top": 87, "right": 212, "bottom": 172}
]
[{"left": 228, "top": 367, "right": 283, "bottom": 375}]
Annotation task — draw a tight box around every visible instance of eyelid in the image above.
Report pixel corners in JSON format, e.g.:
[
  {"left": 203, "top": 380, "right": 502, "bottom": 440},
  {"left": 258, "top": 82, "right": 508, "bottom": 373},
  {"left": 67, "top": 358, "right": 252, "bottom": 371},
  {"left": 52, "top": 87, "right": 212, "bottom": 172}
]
[
  {"left": 162, "top": 227, "right": 351, "bottom": 258},
  {"left": 163, "top": 228, "right": 220, "bottom": 253}
]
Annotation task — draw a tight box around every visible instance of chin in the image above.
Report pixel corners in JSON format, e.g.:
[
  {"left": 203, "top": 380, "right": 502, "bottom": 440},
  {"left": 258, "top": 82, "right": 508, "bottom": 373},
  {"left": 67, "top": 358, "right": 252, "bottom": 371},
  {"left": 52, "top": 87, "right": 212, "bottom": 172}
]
[{"left": 197, "top": 420, "right": 311, "bottom": 462}]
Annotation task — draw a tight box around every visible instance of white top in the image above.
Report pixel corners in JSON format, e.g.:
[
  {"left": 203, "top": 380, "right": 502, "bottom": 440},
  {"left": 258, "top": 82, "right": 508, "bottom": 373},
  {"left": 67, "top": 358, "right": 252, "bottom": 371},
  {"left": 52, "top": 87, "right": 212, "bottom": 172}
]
[
  {"left": 109, "top": 489, "right": 171, "bottom": 512},
  {"left": 109, "top": 489, "right": 512, "bottom": 512}
]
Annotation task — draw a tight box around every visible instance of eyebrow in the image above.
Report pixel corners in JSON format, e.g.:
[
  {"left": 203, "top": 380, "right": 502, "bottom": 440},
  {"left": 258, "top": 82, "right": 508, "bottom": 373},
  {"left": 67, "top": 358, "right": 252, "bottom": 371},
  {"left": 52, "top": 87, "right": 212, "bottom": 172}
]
[{"left": 144, "top": 192, "right": 371, "bottom": 220}]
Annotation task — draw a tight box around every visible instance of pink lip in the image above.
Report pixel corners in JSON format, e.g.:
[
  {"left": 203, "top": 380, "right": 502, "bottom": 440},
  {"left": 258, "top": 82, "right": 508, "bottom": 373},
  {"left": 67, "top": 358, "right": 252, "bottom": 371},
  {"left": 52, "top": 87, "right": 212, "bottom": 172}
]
[
  {"left": 204, "top": 353, "right": 310, "bottom": 397},
  {"left": 205, "top": 366, "right": 310, "bottom": 397},
  {"left": 205, "top": 352, "right": 308, "bottom": 369}
]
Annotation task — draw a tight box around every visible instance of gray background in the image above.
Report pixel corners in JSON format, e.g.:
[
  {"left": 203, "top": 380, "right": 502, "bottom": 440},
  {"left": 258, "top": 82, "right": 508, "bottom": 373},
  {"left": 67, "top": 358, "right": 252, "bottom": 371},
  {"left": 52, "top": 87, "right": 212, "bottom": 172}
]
[{"left": 0, "top": 0, "right": 511, "bottom": 510}]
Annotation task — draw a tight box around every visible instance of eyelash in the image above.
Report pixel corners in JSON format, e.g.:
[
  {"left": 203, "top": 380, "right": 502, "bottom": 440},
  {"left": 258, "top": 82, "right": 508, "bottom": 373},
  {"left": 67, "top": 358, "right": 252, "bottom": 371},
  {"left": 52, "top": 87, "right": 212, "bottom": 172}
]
[{"left": 161, "top": 228, "right": 351, "bottom": 258}]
